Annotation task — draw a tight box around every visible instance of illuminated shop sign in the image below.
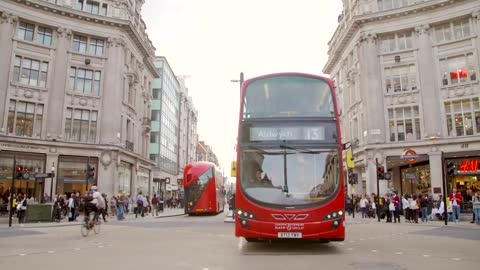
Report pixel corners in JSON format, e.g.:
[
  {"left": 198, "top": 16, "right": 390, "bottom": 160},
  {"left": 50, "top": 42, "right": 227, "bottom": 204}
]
[{"left": 459, "top": 159, "right": 479, "bottom": 172}]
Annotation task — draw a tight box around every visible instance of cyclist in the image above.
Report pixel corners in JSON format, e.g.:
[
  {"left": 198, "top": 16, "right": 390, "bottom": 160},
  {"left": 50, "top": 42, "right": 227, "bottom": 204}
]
[{"left": 82, "top": 186, "right": 102, "bottom": 226}]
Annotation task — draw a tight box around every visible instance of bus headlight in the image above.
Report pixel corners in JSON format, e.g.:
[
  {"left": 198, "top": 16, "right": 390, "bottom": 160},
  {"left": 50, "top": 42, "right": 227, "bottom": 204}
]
[
  {"left": 236, "top": 209, "right": 256, "bottom": 220},
  {"left": 324, "top": 210, "right": 344, "bottom": 221}
]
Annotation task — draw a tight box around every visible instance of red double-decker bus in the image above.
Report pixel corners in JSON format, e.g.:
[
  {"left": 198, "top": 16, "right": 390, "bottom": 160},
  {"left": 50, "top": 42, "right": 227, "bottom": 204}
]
[
  {"left": 235, "top": 72, "right": 345, "bottom": 242},
  {"left": 184, "top": 161, "right": 225, "bottom": 215}
]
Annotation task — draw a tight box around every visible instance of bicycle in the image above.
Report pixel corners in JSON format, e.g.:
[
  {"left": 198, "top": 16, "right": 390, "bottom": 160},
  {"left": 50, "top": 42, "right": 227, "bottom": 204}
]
[{"left": 81, "top": 210, "right": 101, "bottom": 237}]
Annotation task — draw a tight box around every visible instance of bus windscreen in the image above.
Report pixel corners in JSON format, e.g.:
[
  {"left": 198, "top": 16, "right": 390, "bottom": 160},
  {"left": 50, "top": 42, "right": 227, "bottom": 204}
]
[{"left": 243, "top": 75, "right": 334, "bottom": 119}]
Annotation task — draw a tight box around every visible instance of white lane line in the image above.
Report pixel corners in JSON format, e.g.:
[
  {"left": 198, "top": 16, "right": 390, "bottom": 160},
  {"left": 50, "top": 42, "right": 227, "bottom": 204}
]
[
  {"left": 74, "top": 248, "right": 81, "bottom": 251},
  {"left": 19, "top": 254, "right": 26, "bottom": 256},
  {"left": 395, "top": 252, "right": 403, "bottom": 255},
  {"left": 349, "top": 240, "right": 355, "bottom": 243},
  {"left": 451, "top": 258, "right": 461, "bottom": 261},
  {"left": 98, "top": 245, "right": 104, "bottom": 248},
  {"left": 347, "top": 248, "right": 354, "bottom": 251},
  {"left": 337, "top": 242, "right": 344, "bottom": 245},
  {"left": 371, "top": 250, "right": 378, "bottom": 253},
  {"left": 47, "top": 251, "right": 55, "bottom": 254},
  {"left": 423, "top": 255, "right": 430, "bottom": 258}
]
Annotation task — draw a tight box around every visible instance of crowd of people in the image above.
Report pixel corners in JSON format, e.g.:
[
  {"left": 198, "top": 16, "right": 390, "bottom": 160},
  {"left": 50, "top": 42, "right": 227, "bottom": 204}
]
[
  {"left": 0, "top": 188, "right": 184, "bottom": 224},
  {"left": 345, "top": 189, "right": 480, "bottom": 225}
]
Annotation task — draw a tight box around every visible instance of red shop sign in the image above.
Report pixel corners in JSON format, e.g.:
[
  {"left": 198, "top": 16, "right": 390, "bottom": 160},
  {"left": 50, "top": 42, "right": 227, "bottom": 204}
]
[{"left": 459, "top": 160, "right": 479, "bottom": 172}]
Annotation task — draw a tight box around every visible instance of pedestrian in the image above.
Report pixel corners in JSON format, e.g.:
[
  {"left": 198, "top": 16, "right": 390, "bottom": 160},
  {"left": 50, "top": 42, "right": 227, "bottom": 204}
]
[
  {"left": 448, "top": 189, "right": 463, "bottom": 223},
  {"left": 392, "top": 192, "right": 400, "bottom": 223},
  {"left": 420, "top": 194, "right": 428, "bottom": 223},
  {"left": 151, "top": 194, "right": 159, "bottom": 216},
  {"left": 16, "top": 194, "right": 27, "bottom": 224},
  {"left": 136, "top": 191, "right": 145, "bottom": 218},
  {"left": 360, "top": 195, "right": 368, "bottom": 218},
  {"left": 472, "top": 191, "right": 480, "bottom": 225},
  {"left": 402, "top": 194, "right": 410, "bottom": 223}
]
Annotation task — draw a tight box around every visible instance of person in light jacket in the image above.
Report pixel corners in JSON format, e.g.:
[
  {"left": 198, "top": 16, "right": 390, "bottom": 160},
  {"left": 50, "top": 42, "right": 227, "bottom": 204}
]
[{"left": 472, "top": 191, "right": 480, "bottom": 225}]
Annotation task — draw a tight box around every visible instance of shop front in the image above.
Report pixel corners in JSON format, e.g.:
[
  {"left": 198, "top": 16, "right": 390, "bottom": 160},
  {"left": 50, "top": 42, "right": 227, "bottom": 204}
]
[
  {"left": 447, "top": 157, "right": 479, "bottom": 213},
  {"left": 56, "top": 156, "right": 98, "bottom": 196},
  {"left": 136, "top": 167, "right": 150, "bottom": 195},
  {"left": 399, "top": 162, "right": 432, "bottom": 196},
  {"left": 0, "top": 151, "right": 46, "bottom": 203},
  {"left": 118, "top": 161, "right": 132, "bottom": 195}
]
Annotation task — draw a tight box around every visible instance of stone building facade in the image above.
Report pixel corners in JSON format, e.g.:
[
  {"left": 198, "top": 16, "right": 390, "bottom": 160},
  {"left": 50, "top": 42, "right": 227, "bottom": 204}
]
[
  {"left": 324, "top": 0, "right": 480, "bottom": 203},
  {"left": 0, "top": 0, "right": 158, "bottom": 201}
]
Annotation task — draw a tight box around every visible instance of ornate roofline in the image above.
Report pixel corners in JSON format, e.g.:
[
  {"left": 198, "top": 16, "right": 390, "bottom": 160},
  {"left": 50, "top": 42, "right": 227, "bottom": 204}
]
[
  {"left": 323, "top": 0, "right": 469, "bottom": 74},
  {"left": 4, "top": 0, "right": 159, "bottom": 77}
]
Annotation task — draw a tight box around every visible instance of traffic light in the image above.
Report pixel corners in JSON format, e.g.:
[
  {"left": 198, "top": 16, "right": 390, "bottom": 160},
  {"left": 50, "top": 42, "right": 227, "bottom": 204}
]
[
  {"left": 447, "top": 162, "right": 455, "bottom": 177},
  {"left": 16, "top": 165, "right": 24, "bottom": 179},
  {"left": 377, "top": 165, "right": 385, "bottom": 180},
  {"left": 87, "top": 165, "right": 95, "bottom": 180}
]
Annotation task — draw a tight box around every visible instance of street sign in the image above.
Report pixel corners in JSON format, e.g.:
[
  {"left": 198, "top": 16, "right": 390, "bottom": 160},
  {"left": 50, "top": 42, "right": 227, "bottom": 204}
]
[
  {"left": 406, "top": 173, "right": 416, "bottom": 180},
  {"left": 402, "top": 149, "right": 418, "bottom": 164},
  {"left": 35, "top": 173, "right": 53, "bottom": 178}
]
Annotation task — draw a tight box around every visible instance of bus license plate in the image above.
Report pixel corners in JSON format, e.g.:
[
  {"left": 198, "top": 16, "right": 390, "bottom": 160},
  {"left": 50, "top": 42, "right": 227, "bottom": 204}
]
[{"left": 278, "top": 232, "right": 302, "bottom": 238}]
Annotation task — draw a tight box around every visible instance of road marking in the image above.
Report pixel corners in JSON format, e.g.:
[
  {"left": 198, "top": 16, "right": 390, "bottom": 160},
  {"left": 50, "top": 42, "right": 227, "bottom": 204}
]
[
  {"left": 98, "top": 246, "right": 104, "bottom": 248},
  {"left": 371, "top": 250, "right": 378, "bottom": 253},
  {"left": 349, "top": 240, "right": 355, "bottom": 243},
  {"left": 368, "top": 237, "right": 375, "bottom": 240},
  {"left": 47, "top": 251, "right": 55, "bottom": 254},
  {"left": 395, "top": 252, "right": 403, "bottom": 255},
  {"left": 19, "top": 254, "right": 26, "bottom": 256},
  {"left": 359, "top": 238, "right": 365, "bottom": 241},
  {"left": 451, "top": 258, "right": 461, "bottom": 261},
  {"left": 347, "top": 248, "right": 354, "bottom": 251},
  {"left": 74, "top": 248, "right": 81, "bottom": 251},
  {"left": 423, "top": 255, "right": 430, "bottom": 258},
  {"left": 337, "top": 242, "right": 344, "bottom": 245}
]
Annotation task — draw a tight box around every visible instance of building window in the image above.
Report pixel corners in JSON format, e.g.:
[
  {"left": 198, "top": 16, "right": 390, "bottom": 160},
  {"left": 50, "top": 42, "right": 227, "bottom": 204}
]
[
  {"left": 76, "top": 0, "right": 84, "bottom": 11},
  {"left": 89, "top": 38, "right": 104, "bottom": 56},
  {"left": 439, "top": 53, "right": 477, "bottom": 86},
  {"left": 384, "top": 64, "right": 417, "bottom": 93},
  {"left": 150, "top": 132, "right": 160, "bottom": 143},
  {"left": 17, "top": 22, "right": 34, "bottom": 42},
  {"left": 85, "top": 1, "right": 100, "bottom": 15},
  {"left": 149, "top": 154, "right": 159, "bottom": 163},
  {"left": 388, "top": 106, "right": 421, "bottom": 142},
  {"left": 69, "top": 67, "right": 101, "bottom": 96},
  {"left": 37, "top": 26, "right": 52, "bottom": 46},
  {"left": 72, "top": 35, "right": 88, "bottom": 54},
  {"left": 64, "top": 108, "right": 97, "bottom": 143},
  {"left": 7, "top": 100, "right": 44, "bottom": 137},
  {"left": 381, "top": 31, "right": 413, "bottom": 53},
  {"left": 435, "top": 19, "right": 471, "bottom": 43},
  {"left": 377, "top": 0, "right": 409, "bottom": 11},
  {"left": 445, "top": 98, "right": 480, "bottom": 137},
  {"left": 73, "top": 35, "right": 104, "bottom": 56},
  {"left": 100, "top": 4, "right": 108, "bottom": 16},
  {"left": 13, "top": 56, "right": 48, "bottom": 88},
  {"left": 151, "top": 110, "right": 160, "bottom": 121},
  {"left": 128, "top": 83, "right": 135, "bottom": 105}
]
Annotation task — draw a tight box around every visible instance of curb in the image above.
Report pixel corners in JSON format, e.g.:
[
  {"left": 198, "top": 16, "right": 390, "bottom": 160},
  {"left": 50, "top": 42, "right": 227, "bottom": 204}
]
[{"left": 0, "top": 212, "right": 186, "bottom": 229}]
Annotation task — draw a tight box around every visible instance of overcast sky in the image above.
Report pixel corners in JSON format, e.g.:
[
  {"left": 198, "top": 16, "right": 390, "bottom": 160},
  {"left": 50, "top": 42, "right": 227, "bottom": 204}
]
[{"left": 142, "top": 0, "right": 343, "bottom": 177}]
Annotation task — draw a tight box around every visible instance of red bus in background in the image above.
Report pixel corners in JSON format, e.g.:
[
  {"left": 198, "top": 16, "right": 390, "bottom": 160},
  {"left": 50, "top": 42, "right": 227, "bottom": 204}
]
[
  {"left": 184, "top": 161, "right": 225, "bottom": 215},
  {"left": 235, "top": 73, "right": 345, "bottom": 242}
]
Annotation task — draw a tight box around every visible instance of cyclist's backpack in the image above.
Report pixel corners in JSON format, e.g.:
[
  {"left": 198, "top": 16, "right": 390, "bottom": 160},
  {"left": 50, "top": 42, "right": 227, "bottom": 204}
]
[{"left": 83, "top": 191, "right": 94, "bottom": 202}]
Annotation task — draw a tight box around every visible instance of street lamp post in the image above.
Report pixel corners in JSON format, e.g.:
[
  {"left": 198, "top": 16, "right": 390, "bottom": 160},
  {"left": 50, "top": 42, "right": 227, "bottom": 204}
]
[
  {"left": 50, "top": 162, "right": 55, "bottom": 201},
  {"left": 230, "top": 72, "right": 244, "bottom": 94}
]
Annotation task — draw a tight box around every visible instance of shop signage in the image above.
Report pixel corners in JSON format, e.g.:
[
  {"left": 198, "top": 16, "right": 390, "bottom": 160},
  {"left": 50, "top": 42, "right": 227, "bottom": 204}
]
[
  {"left": 459, "top": 159, "right": 479, "bottom": 172},
  {"left": 0, "top": 143, "right": 46, "bottom": 151},
  {"left": 402, "top": 149, "right": 418, "bottom": 164}
]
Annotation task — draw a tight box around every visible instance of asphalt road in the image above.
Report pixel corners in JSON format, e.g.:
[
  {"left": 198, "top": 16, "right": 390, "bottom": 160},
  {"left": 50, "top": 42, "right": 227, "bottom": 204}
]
[{"left": 0, "top": 214, "right": 478, "bottom": 270}]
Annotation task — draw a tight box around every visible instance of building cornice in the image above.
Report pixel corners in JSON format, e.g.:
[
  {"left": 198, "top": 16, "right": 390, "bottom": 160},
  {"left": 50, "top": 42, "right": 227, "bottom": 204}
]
[
  {"left": 323, "top": 0, "right": 469, "bottom": 74},
  {"left": 2, "top": 0, "right": 159, "bottom": 77}
]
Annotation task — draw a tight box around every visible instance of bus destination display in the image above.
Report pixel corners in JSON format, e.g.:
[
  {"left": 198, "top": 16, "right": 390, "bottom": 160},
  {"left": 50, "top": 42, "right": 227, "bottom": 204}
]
[{"left": 250, "top": 126, "right": 325, "bottom": 141}]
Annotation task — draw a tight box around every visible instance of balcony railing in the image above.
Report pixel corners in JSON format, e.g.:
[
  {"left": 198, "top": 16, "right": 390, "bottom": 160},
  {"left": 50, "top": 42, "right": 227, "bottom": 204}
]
[{"left": 125, "top": 140, "right": 134, "bottom": 151}]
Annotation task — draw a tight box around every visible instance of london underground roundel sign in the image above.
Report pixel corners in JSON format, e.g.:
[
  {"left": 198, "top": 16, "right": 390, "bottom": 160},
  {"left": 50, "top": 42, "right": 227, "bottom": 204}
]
[{"left": 403, "top": 149, "right": 417, "bottom": 164}]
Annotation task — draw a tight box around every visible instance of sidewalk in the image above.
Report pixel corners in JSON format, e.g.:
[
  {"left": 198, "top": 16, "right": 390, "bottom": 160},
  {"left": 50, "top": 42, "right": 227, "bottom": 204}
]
[
  {"left": 0, "top": 207, "right": 185, "bottom": 229},
  {"left": 344, "top": 214, "right": 479, "bottom": 228}
]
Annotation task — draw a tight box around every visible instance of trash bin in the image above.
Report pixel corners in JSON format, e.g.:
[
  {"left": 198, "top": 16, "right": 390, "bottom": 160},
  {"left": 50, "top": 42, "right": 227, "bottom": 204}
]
[
  {"left": 25, "top": 204, "right": 54, "bottom": 223},
  {"left": 159, "top": 201, "right": 164, "bottom": 212}
]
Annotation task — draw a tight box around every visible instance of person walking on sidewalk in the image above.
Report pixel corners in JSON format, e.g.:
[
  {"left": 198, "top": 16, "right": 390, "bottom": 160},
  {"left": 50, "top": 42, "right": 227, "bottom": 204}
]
[
  {"left": 135, "top": 191, "right": 145, "bottom": 218},
  {"left": 472, "top": 191, "right": 480, "bottom": 225},
  {"left": 151, "top": 194, "right": 159, "bottom": 216},
  {"left": 16, "top": 194, "right": 27, "bottom": 224}
]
